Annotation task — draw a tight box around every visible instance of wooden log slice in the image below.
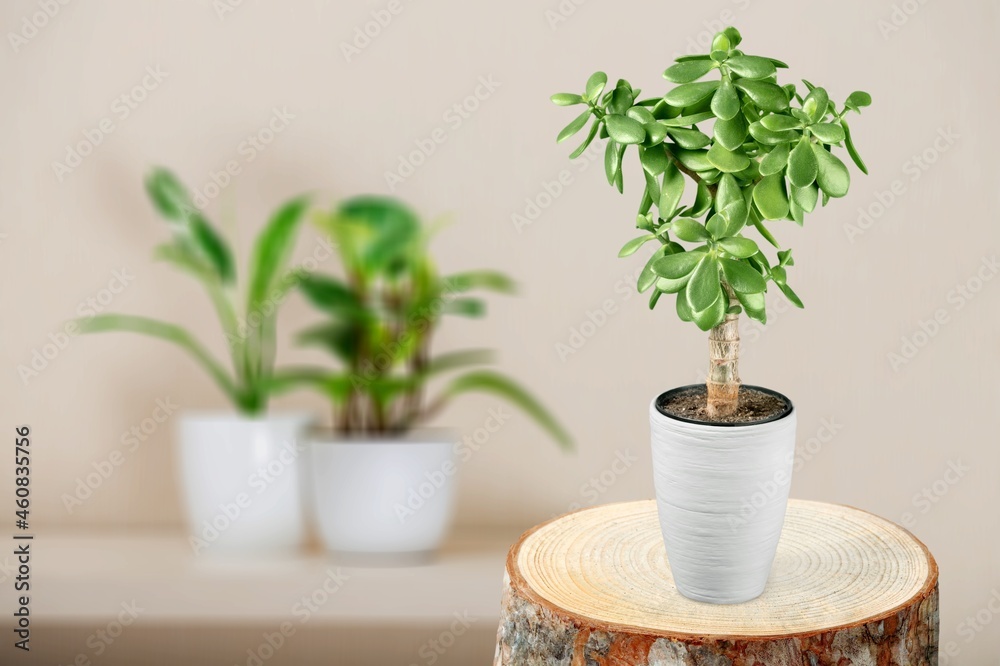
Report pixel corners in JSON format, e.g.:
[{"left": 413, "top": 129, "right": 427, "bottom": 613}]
[{"left": 494, "top": 499, "right": 938, "bottom": 665}]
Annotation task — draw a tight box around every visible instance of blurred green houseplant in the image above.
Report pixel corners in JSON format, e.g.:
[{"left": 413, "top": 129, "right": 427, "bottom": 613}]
[
  {"left": 280, "top": 196, "right": 571, "bottom": 448},
  {"left": 79, "top": 168, "right": 308, "bottom": 414}
]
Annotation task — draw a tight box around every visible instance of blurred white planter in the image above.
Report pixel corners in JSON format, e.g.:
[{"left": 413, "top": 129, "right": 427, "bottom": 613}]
[
  {"left": 649, "top": 386, "right": 796, "bottom": 604},
  {"left": 178, "top": 413, "right": 311, "bottom": 556},
  {"left": 309, "top": 431, "right": 457, "bottom": 561}
]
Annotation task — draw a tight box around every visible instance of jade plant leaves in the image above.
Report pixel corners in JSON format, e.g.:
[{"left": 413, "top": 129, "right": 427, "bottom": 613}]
[
  {"left": 787, "top": 138, "right": 818, "bottom": 188},
  {"left": 813, "top": 144, "right": 850, "bottom": 197},
  {"left": 753, "top": 173, "right": 789, "bottom": 220},
  {"left": 663, "top": 59, "right": 716, "bottom": 83},
  {"left": 551, "top": 25, "right": 870, "bottom": 326},
  {"left": 664, "top": 80, "right": 720, "bottom": 107},
  {"left": 606, "top": 114, "right": 646, "bottom": 145},
  {"left": 711, "top": 76, "right": 741, "bottom": 120}
]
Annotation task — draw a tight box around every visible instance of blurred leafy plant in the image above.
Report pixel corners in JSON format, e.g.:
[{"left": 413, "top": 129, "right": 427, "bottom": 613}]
[
  {"left": 278, "top": 196, "right": 572, "bottom": 448},
  {"left": 78, "top": 168, "right": 308, "bottom": 415},
  {"left": 552, "top": 26, "right": 870, "bottom": 417}
]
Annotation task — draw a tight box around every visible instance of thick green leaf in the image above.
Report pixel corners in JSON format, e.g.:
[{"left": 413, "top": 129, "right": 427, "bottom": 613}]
[
  {"left": 718, "top": 236, "right": 759, "bottom": 258},
  {"left": 845, "top": 90, "right": 872, "bottom": 112},
  {"left": 659, "top": 161, "right": 685, "bottom": 216},
  {"left": 569, "top": 119, "right": 601, "bottom": 159},
  {"left": 441, "top": 371, "right": 572, "bottom": 450},
  {"left": 604, "top": 140, "right": 619, "bottom": 185},
  {"left": 655, "top": 274, "right": 689, "bottom": 294},
  {"left": 687, "top": 256, "right": 721, "bottom": 313},
  {"left": 803, "top": 87, "right": 829, "bottom": 123},
  {"left": 749, "top": 121, "right": 798, "bottom": 145},
  {"left": 643, "top": 121, "right": 668, "bottom": 145},
  {"left": 715, "top": 174, "right": 741, "bottom": 210},
  {"left": 666, "top": 127, "right": 711, "bottom": 149},
  {"left": 760, "top": 114, "right": 801, "bottom": 131},
  {"left": 663, "top": 59, "right": 715, "bottom": 83},
  {"left": 841, "top": 120, "right": 868, "bottom": 175},
  {"left": 673, "top": 148, "right": 712, "bottom": 172},
  {"left": 734, "top": 289, "right": 766, "bottom": 323},
  {"left": 713, "top": 112, "right": 748, "bottom": 151},
  {"left": 753, "top": 173, "right": 789, "bottom": 220},
  {"left": 674, "top": 54, "right": 713, "bottom": 63},
  {"left": 77, "top": 314, "right": 237, "bottom": 404},
  {"left": 691, "top": 286, "right": 726, "bottom": 331},
  {"left": 734, "top": 79, "right": 788, "bottom": 112},
  {"left": 557, "top": 110, "right": 592, "bottom": 143},
  {"left": 789, "top": 198, "right": 805, "bottom": 225},
  {"left": 607, "top": 81, "right": 634, "bottom": 115},
  {"left": 719, "top": 199, "right": 749, "bottom": 236},
  {"left": 618, "top": 234, "right": 656, "bottom": 257},
  {"left": 791, "top": 183, "right": 818, "bottom": 213},
  {"left": 652, "top": 250, "right": 705, "bottom": 279},
  {"left": 640, "top": 145, "right": 669, "bottom": 175},
  {"left": 813, "top": 145, "right": 850, "bottom": 197},
  {"left": 706, "top": 214, "right": 727, "bottom": 240},
  {"left": 707, "top": 143, "right": 750, "bottom": 173},
  {"left": 776, "top": 281, "right": 804, "bottom": 308},
  {"left": 720, "top": 258, "right": 766, "bottom": 293},
  {"left": 759, "top": 142, "right": 790, "bottom": 175},
  {"left": 752, "top": 217, "right": 780, "bottom": 248},
  {"left": 671, "top": 218, "right": 709, "bottom": 242},
  {"left": 551, "top": 93, "right": 584, "bottom": 106},
  {"left": 585, "top": 71, "right": 608, "bottom": 101},
  {"left": 248, "top": 196, "right": 308, "bottom": 314},
  {"left": 787, "top": 138, "right": 818, "bottom": 188},
  {"left": 711, "top": 76, "right": 741, "bottom": 120},
  {"left": 643, "top": 169, "right": 660, "bottom": 204},
  {"left": 685, "top": 181, "right": 713, "bottom": 217},
  {"left": 638, "top": 247, "right": 667, "bottom": 293},
  {"left": 675, "top": 291, "right": 694, "bottom": 322},
  {"left": 606, "top": 114, "right": 646, "bottom": 145},
  {"left": 810, "top": 123, "right": 845, "bottom": 144},
  {"left": 726, "top": 55, "right": 776, "bottom": 79},
  {"left": 663, "top": 81, "right": 720, "bottom": 107}
]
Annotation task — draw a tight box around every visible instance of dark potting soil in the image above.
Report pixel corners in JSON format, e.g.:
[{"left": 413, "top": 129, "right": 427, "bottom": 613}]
[{"left": 657, "top": 386, "right": 789, "bottom": 425}]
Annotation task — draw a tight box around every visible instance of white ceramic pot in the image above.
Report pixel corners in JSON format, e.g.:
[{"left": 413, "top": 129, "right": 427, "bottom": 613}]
[
  {"left": 649, "top": 385, "right": 796, "bottom": 604},
  {"left": 178, "top": 413, "right": 312, "bottom": 556},
  {"left": 308, "top": 431, "right": 457, "bottom": 560}
]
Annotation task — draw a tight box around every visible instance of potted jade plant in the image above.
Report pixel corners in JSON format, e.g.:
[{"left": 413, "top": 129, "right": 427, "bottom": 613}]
[
  {"left": 79, "top": 168, "right": 312, "bottom": 556},
  {"left": 552, "top": 26, "right": 870, "bottom": 603},
  {"left": 276, "top": 196, "right": 571, "bottom": 560}
]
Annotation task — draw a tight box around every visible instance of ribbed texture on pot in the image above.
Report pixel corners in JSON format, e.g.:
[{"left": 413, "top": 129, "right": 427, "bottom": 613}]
[{"left": 649, "top": 399, "right": 797, "bottom": 604}]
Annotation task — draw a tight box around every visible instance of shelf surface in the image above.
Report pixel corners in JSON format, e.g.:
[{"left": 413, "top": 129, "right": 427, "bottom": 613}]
[{"left": 31, "top": 526, "right": 522, "bottom": 625}]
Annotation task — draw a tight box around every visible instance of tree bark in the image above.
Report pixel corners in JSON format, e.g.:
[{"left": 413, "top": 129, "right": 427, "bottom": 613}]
[
  {"left": 494, "top": 500, "right": 939, "bottom": 666},
  {"left": 706, "top": 294, "right": 741, "bottom": 418}
]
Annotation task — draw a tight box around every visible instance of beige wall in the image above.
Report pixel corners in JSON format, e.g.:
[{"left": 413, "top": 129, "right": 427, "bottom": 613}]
[{"left": 2, "top": 0, "right": 998, "bottom": 660}]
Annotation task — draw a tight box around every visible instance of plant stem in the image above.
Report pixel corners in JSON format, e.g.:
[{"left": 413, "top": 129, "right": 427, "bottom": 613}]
[
  {"left": 706, "top": 289, "right": 741, "bottom": 418},
  {"left": 662, "top": 145, "right": 718, "bottom": 197}
]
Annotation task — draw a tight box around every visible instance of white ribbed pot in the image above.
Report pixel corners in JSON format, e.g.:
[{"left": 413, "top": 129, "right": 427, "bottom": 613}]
[
  {"left": 649, "top": 385, "right": 796, "bottom": 604},
  {"left": 308, "top": 431, "right": 457, "bottom": 561},
  {"left": 178, "top": 413, "right": 312, "bottom": 557}
]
